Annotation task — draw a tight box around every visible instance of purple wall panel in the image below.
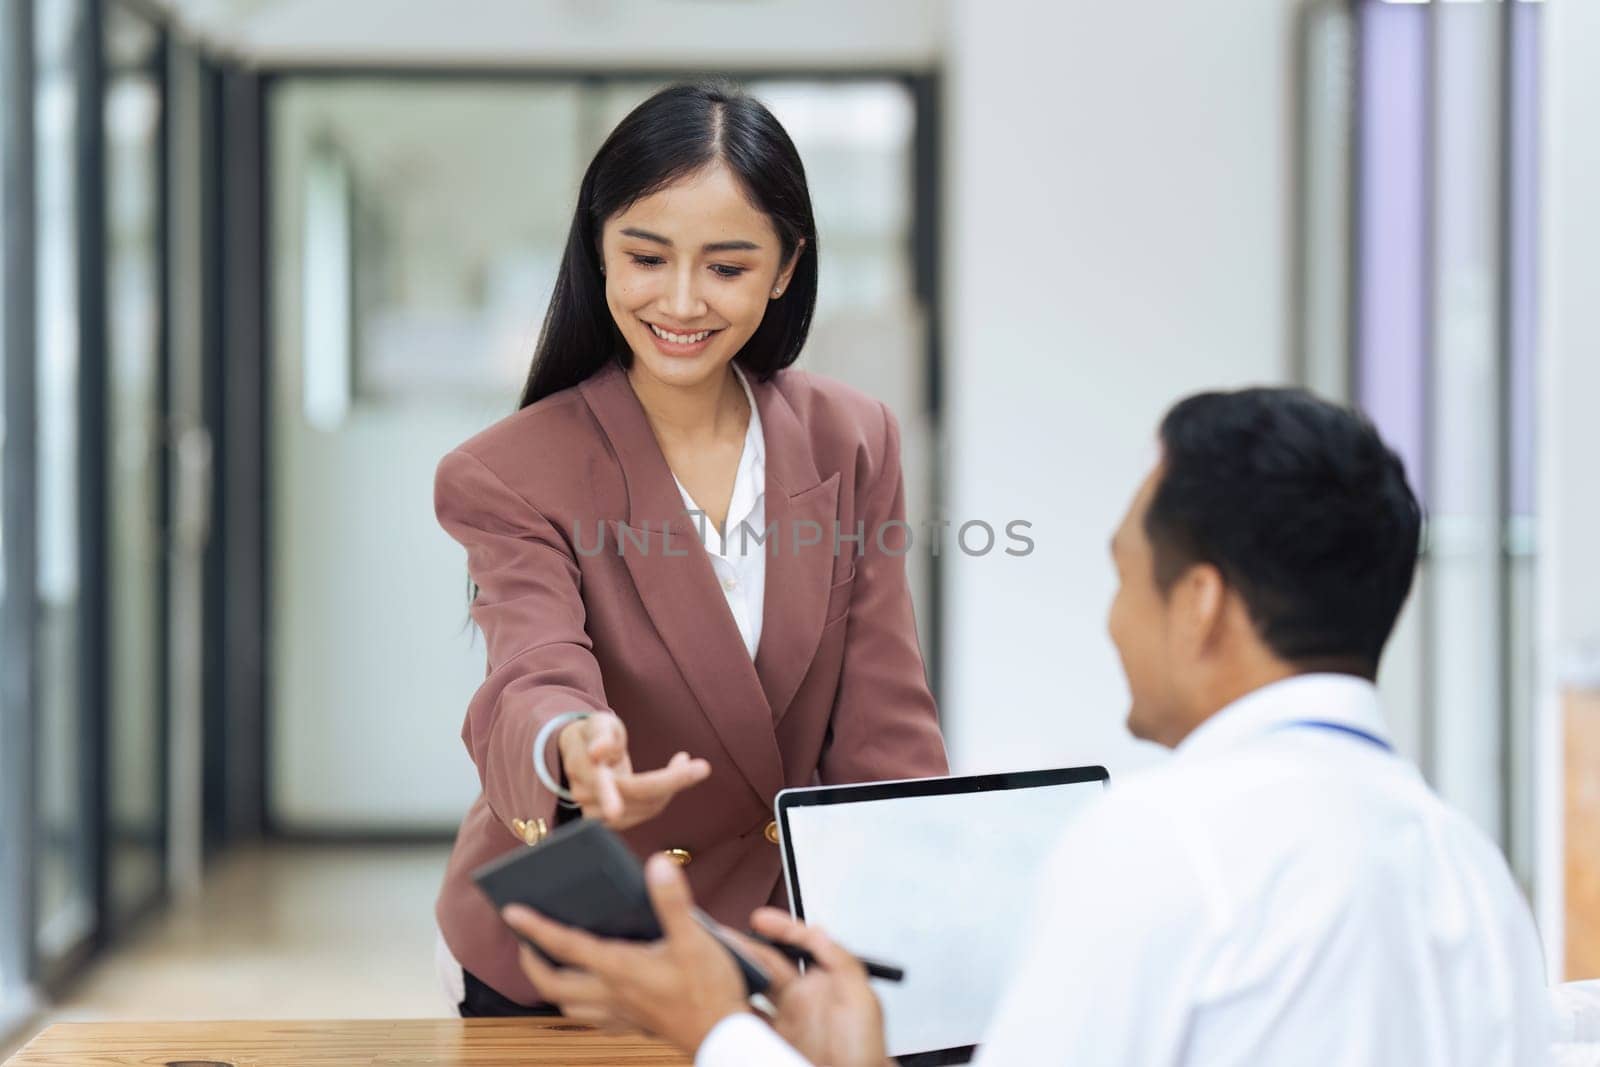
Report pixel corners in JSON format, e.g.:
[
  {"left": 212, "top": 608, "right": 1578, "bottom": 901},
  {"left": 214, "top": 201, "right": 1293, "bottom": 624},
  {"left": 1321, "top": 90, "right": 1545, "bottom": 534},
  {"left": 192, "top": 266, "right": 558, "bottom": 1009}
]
[{"left": 1355, "top": 0, "right": 1430, "bottom": 508}]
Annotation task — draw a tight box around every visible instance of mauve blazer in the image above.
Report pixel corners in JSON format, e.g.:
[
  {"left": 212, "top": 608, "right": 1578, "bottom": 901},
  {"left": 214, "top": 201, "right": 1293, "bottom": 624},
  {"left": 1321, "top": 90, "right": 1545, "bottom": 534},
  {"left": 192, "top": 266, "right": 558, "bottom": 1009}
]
[{"left": 433, "top": 359, "right": 949, "bottom": 1004}]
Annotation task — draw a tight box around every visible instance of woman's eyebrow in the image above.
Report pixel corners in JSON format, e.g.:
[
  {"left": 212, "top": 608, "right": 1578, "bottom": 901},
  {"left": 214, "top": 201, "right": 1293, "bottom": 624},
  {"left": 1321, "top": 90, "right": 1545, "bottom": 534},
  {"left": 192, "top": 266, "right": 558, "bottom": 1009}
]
[
  {"left": 619, "top": 226, "right": 670, "bottom": 245},
  {"left": 619, "top": 226, "right": 761, "bottom": 254}
]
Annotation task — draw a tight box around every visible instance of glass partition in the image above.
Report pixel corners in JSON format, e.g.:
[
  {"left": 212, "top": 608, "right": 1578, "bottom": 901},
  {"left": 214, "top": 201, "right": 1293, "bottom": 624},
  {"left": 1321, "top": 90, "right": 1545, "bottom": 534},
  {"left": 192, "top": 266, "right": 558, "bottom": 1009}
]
[
  {"left": 102, "top": 0, "right": 167, "bottom": 926},
  {"left": 33, "top": 0, "right": 95, "bottom": 973}
]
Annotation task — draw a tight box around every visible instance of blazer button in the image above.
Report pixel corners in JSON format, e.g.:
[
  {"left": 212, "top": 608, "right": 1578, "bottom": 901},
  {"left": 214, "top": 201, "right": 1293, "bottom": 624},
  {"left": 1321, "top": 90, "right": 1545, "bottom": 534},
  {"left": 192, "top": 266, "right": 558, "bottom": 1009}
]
[
  {"left": 664, "top": 848, "right": 693, "bottom": 867},
  {"left": 512, "top": 817, "right": 547, "bottom": 846},
  {"left": 764, "top": 820, "right": 780, "bottom": 845}
]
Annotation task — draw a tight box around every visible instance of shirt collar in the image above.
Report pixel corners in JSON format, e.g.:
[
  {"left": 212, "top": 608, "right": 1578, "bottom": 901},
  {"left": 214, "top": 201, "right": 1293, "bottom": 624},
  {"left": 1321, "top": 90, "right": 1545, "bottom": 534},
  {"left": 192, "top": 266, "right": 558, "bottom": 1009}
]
[
  {"left": 672, "top": 364, "right": 766, "bottom": 555},
  {"left": 724, "top": 364, "right": 766, "bottom": 529},
  {"left": 1174, "top": 672, "right": 1389, "bottom": 762},
  {"left": 731, "top": 363, "right": 765, "bottom": 470}
]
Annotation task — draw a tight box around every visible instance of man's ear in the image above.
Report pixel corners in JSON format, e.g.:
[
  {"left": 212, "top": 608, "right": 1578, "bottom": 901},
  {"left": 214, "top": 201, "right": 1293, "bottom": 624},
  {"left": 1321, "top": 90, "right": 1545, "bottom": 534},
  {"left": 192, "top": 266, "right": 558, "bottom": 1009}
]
[{"left": 1171, "top": 562, "right": 1227, "bottom": 658}]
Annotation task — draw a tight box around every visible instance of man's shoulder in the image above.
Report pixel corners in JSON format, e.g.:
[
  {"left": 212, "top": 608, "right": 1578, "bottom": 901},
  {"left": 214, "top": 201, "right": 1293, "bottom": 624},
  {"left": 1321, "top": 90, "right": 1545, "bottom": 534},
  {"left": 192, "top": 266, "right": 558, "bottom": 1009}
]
[
  {"left": 1085, "top": 758, "right": 1220, "bottom": 823},
  {"left": 1050, "top": 762, "right": 1215, "bottom": 863},
  {"left": 1031, "top": 766, "right": 1222, "bottom": 932},
  {"left": 1048, "top": 752, "right": 1317, "bottom": 893}
]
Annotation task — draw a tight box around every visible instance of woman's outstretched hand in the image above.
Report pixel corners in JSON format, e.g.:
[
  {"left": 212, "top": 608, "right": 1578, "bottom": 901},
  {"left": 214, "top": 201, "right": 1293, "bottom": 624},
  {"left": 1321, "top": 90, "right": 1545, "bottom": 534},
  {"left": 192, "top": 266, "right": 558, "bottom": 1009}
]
[{"left": 556, "top": 712, "right": 711, "bottom": 830}]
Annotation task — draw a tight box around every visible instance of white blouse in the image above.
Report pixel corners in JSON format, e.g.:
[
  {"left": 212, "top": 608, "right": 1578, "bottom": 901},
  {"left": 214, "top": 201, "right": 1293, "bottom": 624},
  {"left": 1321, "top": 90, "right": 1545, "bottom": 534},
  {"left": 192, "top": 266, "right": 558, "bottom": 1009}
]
[{"left": 670, "top": 363, "right": 766, "bottom": 660}]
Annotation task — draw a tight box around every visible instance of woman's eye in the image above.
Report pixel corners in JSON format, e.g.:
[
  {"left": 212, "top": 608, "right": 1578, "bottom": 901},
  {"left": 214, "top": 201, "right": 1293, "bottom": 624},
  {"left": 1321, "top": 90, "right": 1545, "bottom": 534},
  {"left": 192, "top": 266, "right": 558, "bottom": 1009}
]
[
  {"left": 711, "top": 264, "right": 747, "bottom": 279},
  {"left": 629, "top": 254, "right": 665, "bottom": 268}
]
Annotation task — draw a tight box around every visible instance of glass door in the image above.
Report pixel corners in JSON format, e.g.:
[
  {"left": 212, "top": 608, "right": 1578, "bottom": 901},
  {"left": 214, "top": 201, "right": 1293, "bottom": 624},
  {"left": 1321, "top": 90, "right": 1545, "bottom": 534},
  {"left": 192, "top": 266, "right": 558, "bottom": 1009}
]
[
  {"left": 1, "top": 0, "right": 37, "bottom": 1027},
  {"left": 33, "top": 0, "right": 97, "bottom": 980},
  {"left": 101, "top": 0, "right": 167, "bottom": 927}
]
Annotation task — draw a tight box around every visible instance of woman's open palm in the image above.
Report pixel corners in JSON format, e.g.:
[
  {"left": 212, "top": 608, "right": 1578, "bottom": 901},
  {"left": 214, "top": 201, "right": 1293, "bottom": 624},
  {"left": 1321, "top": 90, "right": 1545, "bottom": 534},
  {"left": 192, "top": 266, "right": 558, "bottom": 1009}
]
[{"left": 557, "top": 712, "right": 711, "bottom": 830}]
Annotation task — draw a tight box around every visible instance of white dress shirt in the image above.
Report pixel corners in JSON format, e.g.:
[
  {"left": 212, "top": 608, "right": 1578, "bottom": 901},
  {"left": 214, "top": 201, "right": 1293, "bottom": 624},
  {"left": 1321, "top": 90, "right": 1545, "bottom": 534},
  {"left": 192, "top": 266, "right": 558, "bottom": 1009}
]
[
  {"left": 697, "top": 674, "right": 1553, "bottom": 1067},
  {"left": 1552, "top": 981, "right": 1600, "bottom": 1065},
  {"left": 672, "top": 363, "right": 766, "bottom": 660}
]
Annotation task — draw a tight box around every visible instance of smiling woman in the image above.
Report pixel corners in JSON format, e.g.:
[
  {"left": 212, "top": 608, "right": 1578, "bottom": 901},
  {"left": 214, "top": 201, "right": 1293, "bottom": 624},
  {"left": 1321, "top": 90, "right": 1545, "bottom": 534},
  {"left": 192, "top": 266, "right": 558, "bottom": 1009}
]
[
  {"left": 432, "top": 81, "right": 949, "bottom": 1017},
  {"left": 520, "top": 81, "right": 817, "bottom": 405}
]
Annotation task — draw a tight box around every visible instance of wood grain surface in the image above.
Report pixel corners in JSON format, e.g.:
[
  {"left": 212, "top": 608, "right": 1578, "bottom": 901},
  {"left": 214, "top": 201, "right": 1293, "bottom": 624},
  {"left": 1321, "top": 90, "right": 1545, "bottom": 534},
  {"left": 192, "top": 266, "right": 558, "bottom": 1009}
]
[
  {"left": 3, "top": 1018, "right": 695, "bottom": 1066},
  {"left": 1568, "top": 688, "right": 1600, "bottom": 981}
]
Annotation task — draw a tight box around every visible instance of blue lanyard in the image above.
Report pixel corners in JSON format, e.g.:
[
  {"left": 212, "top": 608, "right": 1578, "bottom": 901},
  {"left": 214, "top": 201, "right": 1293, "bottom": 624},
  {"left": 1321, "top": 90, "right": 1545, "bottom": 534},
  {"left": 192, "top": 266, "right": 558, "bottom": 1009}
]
[{"left": 1284, "top": 719, "right": 1393, "bottom": 753}]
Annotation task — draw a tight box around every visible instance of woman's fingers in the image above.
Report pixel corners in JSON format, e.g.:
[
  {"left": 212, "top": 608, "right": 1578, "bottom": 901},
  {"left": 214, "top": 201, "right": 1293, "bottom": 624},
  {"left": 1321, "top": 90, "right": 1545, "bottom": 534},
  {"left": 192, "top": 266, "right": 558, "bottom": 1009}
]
[
  {"left": 577, "top": 717, "right": 628, "bottom": 814},
  {"left": 561, "top": 727, "right": 711, "bottom": 825},
  {"left": 593, "top": 762, "right": 624, "bottom": 821},
  {"left": 615, "top": 753, "right": 711, "bottom": 804},
  {"left": 557, "top": 719, "right": 595, "bottom": 791},
  {"left": 585, "top": 712, "right": 628, "bottom": 763},
  {"left": 557, "top": 715, "right": 631, "bottom": 815}
]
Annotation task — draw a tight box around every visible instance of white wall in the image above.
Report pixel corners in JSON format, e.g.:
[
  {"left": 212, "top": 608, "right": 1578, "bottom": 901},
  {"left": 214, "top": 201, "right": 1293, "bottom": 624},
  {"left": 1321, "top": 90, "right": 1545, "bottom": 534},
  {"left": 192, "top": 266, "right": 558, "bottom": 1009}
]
[
  {"left": 1546, "top": 0, "right": 1600, "bottom": 683},
  {"left": 1537, "top": 0, "right": 1600, "bottom": 972},
  {"left": 940, "top": 0, "right": 1296, "bottom": 777}
]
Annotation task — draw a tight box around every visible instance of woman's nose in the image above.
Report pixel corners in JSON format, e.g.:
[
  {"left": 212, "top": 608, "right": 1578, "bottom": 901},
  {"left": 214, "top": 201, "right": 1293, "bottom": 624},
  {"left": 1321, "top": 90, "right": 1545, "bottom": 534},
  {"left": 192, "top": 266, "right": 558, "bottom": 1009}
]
[{"left": 664, "top": 265, "right": 708, "bottom": 320}]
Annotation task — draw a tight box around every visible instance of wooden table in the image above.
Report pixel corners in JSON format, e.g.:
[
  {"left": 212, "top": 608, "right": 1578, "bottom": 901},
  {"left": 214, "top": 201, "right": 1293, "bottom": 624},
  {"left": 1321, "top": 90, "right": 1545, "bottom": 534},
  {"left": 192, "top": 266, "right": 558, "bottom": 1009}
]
[
  {"left": 4, "top": 1018, "right": 694, "bottom": 1066},
  {"left": 1568, "top": 687, "right": 1600, "bottom": 980}
]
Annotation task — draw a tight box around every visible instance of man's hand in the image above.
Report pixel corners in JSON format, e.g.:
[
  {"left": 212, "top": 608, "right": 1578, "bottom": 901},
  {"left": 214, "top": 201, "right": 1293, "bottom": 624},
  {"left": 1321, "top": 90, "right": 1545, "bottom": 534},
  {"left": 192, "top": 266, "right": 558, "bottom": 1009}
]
[
  {"left": 557, "top": 712, "right": 710, "bottom": 829},
  {"left": 750, "top": 906, "right": 889, "bottom": 1067},
  {"left": 503, "top": 853, "right": 748, "bottom": 1052}
]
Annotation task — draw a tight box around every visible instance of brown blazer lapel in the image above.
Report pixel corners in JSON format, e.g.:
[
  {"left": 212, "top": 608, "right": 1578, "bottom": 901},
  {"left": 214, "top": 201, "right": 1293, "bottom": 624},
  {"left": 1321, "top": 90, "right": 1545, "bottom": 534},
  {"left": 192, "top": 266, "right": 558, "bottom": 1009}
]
[
  {"left": 750, "top": 376, "right": 838, "bottom": 725},
  {"left": 580, "top": 362, "right": 785, "bottom": 805}
]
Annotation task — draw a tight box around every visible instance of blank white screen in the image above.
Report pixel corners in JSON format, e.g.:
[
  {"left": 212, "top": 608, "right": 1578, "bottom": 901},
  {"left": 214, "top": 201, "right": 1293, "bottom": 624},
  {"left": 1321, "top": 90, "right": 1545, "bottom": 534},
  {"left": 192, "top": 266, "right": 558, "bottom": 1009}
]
[{"left": 784, "top": 777, "right": 1106, "bottom": 1058}]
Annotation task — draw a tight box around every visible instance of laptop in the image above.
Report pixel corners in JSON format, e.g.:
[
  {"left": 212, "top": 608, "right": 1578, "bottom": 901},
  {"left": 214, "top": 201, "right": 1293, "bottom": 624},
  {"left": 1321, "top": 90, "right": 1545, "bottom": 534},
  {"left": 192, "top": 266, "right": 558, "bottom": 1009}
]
[{"left": 776, "top": 766, "right": 1110, "bottom": 1066}]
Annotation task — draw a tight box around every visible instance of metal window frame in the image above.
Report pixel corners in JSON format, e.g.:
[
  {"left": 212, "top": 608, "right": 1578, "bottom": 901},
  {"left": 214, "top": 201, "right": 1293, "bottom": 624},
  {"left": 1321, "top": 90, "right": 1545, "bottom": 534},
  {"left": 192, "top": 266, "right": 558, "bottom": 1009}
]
[
  {"left": 50, "top": 0, "right": 110, "bottom": 992},
  {"left": 1, "top": 0, "right": 41, "bottom": 1027},
  {"left": 1496, "top": 0, "right": 1541, "bottom": 895},
  {"left": 217, "top": 64, "right": 269, "bottom": 843},
  {"left": 198, "top": 53, "right": 229, "bottom": 858},
  {"left": 96, "top": 0, "right": 175, "bottom": 935},
  {"left": 29, "top": 0, "right": 179, "bottom": 995},
  {"left": 20, "top": 0, "right": 100, "bottom": 995}
]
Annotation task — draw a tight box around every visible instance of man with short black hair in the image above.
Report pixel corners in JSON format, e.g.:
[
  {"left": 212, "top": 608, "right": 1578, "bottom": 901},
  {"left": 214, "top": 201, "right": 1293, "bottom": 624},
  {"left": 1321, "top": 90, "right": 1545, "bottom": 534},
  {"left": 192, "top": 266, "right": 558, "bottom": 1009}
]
[{"left": 504, "top": 388, "right": 1553, "bottom": 1066}]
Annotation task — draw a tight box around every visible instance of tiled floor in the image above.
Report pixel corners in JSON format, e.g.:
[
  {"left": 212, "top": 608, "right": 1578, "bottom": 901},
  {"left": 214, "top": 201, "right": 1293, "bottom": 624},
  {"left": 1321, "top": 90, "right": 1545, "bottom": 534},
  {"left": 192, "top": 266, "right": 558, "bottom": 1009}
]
[{"left": 4, "top": 843, "right": 456, "bottom": 1059}]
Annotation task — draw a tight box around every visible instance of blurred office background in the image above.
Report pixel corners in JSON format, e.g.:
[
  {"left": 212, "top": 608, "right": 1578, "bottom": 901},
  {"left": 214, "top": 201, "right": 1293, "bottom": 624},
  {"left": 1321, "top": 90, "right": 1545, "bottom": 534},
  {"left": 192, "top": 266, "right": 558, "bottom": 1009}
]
[{"left": 1, "top": 0, "right": 1597, "bottom": 1048}]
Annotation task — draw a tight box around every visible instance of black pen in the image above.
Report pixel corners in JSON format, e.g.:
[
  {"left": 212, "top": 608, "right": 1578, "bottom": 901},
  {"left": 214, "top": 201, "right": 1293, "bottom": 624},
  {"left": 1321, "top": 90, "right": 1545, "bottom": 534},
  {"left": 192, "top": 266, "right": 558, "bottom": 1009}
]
[
  {"left": 742, "top": 930, "right": 905, "bottom": 983},
  {"left": 692, "top": 908, "right": 906, "bottom": 983}
]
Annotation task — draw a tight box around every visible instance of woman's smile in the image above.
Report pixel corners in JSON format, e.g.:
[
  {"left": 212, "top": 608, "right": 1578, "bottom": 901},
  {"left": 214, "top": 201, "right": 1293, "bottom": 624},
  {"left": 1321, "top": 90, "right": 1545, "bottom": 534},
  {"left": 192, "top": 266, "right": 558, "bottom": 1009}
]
[{"left": 644, "top": 320, "right": 724, "bottom": 356}]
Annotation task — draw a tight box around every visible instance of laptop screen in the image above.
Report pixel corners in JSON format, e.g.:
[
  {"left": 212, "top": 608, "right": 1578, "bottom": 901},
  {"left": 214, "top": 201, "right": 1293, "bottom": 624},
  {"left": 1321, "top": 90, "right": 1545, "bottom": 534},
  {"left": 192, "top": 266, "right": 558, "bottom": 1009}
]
[{"left": 779, "top": 768, "right": 1108, "bottom": 1063}]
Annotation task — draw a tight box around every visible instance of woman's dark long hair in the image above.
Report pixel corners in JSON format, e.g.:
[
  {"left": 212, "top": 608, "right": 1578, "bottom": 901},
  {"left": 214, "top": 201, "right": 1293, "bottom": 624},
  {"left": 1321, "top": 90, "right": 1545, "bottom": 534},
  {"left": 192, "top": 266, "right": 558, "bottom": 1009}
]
[{"left": 518, "top": 80, "right": 820, "bottom": 408}]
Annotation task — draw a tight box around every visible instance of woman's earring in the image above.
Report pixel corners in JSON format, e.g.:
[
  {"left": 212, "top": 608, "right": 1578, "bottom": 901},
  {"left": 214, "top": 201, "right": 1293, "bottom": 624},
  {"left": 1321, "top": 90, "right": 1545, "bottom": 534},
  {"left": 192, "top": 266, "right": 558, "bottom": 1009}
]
[{"left": 772, "top": 287, "right": 782, "bottom": 297}]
